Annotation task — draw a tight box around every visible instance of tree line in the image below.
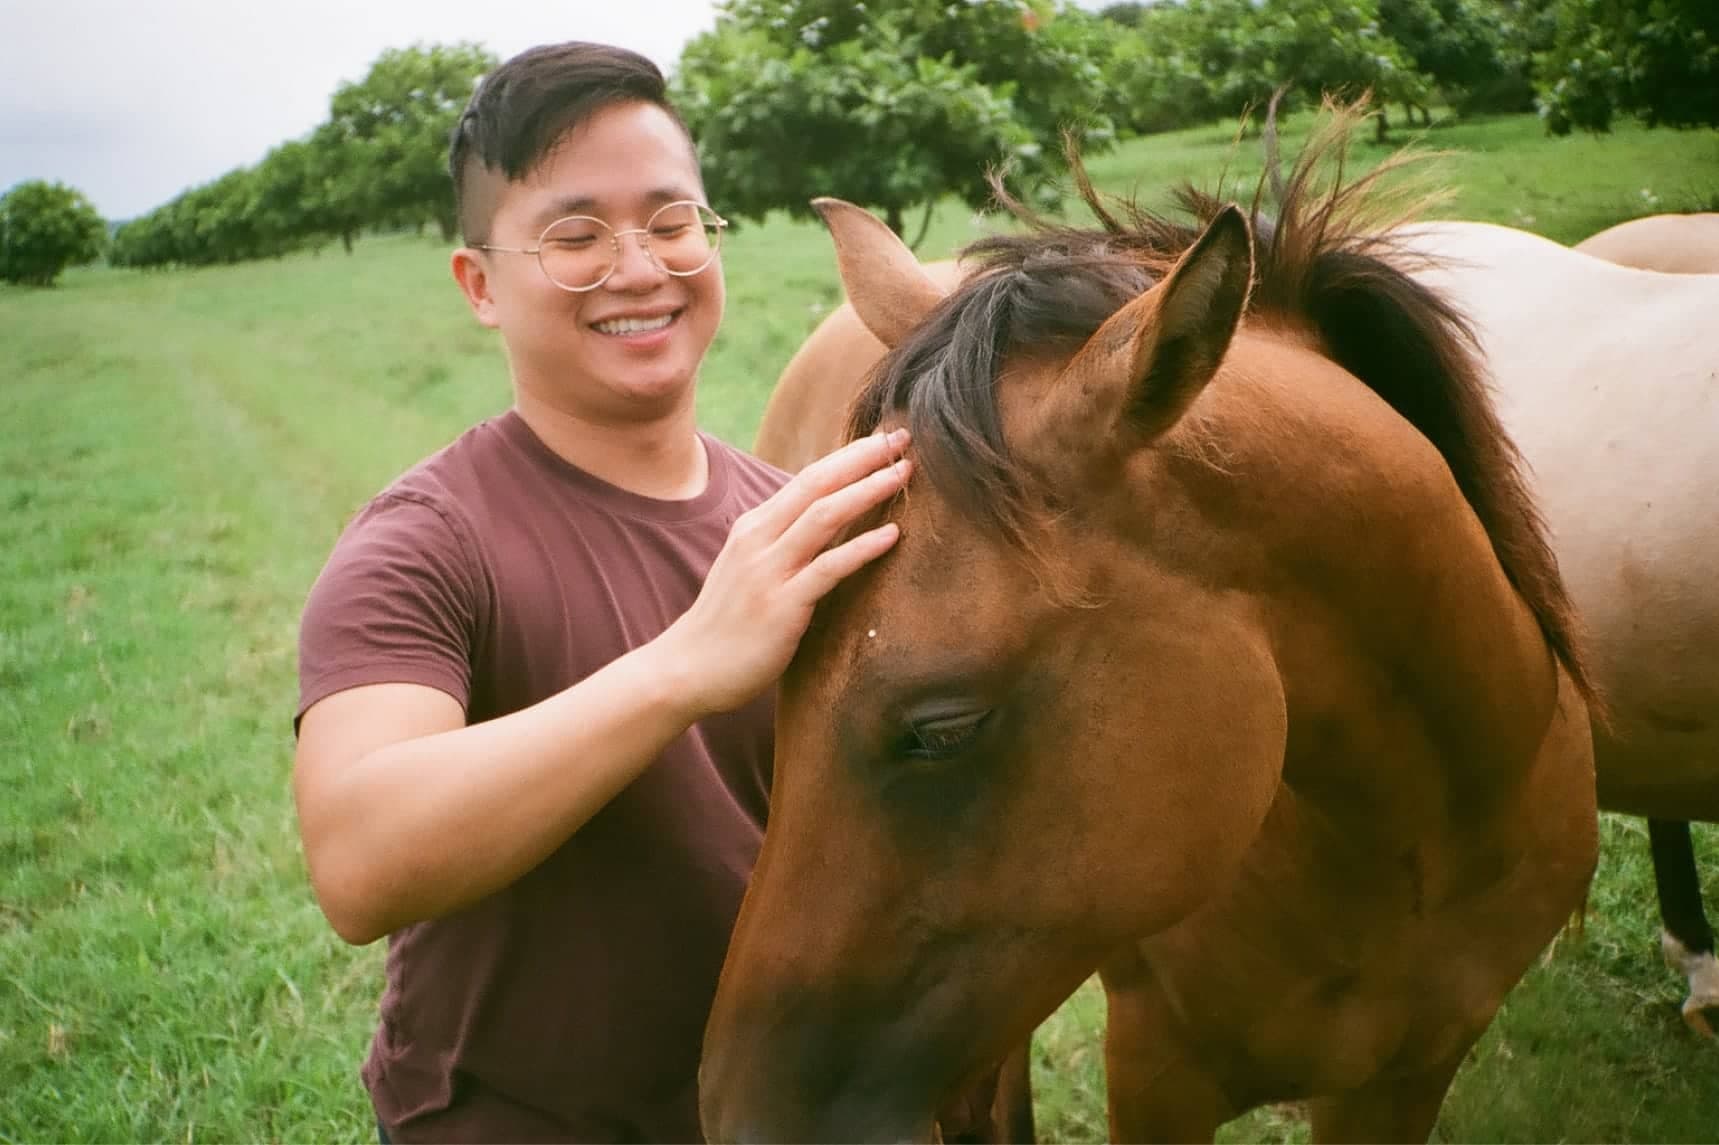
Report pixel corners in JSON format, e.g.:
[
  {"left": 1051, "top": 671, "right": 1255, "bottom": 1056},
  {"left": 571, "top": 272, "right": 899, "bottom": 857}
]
[{"left": 4, "top": 0, "right": 1715, "bottom": 286}]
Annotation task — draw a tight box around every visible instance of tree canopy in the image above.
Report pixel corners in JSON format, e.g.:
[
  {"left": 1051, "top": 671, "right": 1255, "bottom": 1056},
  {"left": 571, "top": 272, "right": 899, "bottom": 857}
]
[
  {"left": 0, "top": 181, "right": 107, "bottom": 287},
  {"left": 672, "top": 0, "right": 1115, "bottom": 241},
  {"left": 1534, "top": 0, "right": 1719, "bottom": 133}
]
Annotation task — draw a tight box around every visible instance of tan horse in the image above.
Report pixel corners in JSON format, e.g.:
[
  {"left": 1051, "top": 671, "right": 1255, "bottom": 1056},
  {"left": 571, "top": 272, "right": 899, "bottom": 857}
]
[
  {"left": 1396, "top": 220, "right": 1719, "bottom": 1036},
  {"left": 703, "top": 117, "right": 1599, "bottom": 1142},
  {"left": 1574, "top": 212, "right": 1719, "bottom": 274}
]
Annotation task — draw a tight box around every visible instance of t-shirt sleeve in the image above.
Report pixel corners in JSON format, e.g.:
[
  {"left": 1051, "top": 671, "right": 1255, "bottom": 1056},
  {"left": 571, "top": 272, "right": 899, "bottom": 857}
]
[{"left": 295, "top": 494, "right": 482, "bottom": 731}]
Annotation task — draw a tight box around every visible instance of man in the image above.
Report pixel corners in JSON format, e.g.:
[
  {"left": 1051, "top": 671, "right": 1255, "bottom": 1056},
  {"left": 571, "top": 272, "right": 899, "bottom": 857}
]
[{"left": 293, "top": 42, "right": 911, "bottom": 1142}]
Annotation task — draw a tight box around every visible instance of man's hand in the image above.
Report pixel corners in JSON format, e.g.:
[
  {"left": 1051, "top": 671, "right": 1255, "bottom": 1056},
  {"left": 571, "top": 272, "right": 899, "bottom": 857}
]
[{"left": 662, "top": 428, "right": 912, "bottom": 718}]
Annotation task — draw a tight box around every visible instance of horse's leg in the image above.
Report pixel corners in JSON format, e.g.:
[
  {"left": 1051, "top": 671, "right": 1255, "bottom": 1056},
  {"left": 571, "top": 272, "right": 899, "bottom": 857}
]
[
  {"left": 936, "top": 1042, "right": 1035, "bottom": 1145},
  {"left": 1649, "top": 818, "right": 1719, "bottom": 1037},
  {"left": 989, "top": 1043, "right": 1035, "bottom": 1144},
  {"left": 1102, "top": 957, "right": 1232, "bottom": 1144},
  {"left": 1305, "top": 1054, "right": 1464, "bottom": 1145}
]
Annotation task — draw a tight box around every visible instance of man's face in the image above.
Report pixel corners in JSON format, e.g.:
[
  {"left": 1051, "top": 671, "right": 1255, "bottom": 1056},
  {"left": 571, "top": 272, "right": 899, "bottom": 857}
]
[{"left": 461, "top": 101, "right": 724, "bottom": 423}]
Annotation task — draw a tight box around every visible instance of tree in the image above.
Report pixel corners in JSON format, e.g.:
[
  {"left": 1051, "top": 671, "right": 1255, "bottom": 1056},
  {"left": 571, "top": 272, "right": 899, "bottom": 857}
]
[
  {"left": 1234, "top": 0, "right": 1433, "bottom": 138},
  {"left": 1535, "top": 0, "right": 1719, "bottom": 134},
  {"left": 304, "top": 123, "right": 374, "bottom": 253},
  {"left": 1097, "top": 1, "right": 1150, "bottom": 27},
  {"left": 1101, "top": 0, "right": 1434, "bottom": 139},
  {"left": 672, "top": 0, "right": 1114, "bottom": 242},
  {"left": 1378, "top": 0, "right": 1521, "bottom": 118},
  {"left": 0, "top": 181, "right": 106, "bottom": 287},
  {"left": 323, "top": 42, "right": 497, "bottom": 240}
]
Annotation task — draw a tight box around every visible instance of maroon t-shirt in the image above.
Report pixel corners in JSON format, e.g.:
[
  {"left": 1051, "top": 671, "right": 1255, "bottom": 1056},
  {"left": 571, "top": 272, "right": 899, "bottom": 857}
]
[{"left": 296, "top": 411, "right": 788, "bottom": 1142}]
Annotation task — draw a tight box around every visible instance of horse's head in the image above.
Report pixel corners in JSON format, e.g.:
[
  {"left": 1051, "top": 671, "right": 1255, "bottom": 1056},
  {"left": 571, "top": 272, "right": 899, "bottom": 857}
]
[{"left": 700, "top": 200, "right": 1293, "bottom": 1142}]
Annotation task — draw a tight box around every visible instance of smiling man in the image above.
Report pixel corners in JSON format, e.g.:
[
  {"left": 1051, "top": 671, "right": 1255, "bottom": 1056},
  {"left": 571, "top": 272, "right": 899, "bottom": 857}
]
[{"left": 291, "top": 42, "right": 911, "bottom": 1143}]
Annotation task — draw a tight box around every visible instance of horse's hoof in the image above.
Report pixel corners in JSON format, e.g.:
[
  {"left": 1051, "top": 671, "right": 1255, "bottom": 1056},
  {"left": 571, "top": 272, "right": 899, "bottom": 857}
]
[
  {"left": 1663, "top": 932, "right": 1719, "bottom": 1040},
  {"left": 1683, "top": 996, "right": 1717, "bottom": 1039},
  {"left": 1682, "top": 970, "right": 1719, "bottom": 1040}
]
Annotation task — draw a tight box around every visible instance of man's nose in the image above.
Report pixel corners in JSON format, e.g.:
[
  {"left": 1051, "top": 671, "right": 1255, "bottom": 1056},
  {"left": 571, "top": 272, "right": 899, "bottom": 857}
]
[{"left": 604, "top": 228, "right": 665, "bottom": 288}]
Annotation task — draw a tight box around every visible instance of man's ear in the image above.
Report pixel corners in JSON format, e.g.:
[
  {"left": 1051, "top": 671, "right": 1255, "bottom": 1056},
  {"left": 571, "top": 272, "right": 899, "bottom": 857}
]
[{"left": 451, "top": 248, "right": 500, "bottom": 328}]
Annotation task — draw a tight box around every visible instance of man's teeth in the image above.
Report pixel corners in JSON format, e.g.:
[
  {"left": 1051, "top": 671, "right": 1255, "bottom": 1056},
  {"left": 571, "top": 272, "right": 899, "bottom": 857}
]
[{"left": 595, "top": 314, "right": 674, "bottom": 335}]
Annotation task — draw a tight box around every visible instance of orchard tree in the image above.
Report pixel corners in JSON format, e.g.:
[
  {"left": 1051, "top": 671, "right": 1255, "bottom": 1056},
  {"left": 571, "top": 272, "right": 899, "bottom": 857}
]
[
  {"left": 672, "top": 0, "right": 1114, "bottom": 243},
  {"left": 1100, "top": 0, "right": 1259, "bottom": 134},
  {"left": 1102, "top": 0, "right": 1434, "bottom": 139},
  {"left": 0, "top": 180, "right": 106, "bottom": 286},
  {"left": 1097, "top": 1, "right": 1150, "bottom": 27},
  {"left": 324, "top": 41, "right": 497, "bottom": 240},
  {"left": 253, "top": 138, "right": 351, "bottom": 254},
  {"left": 1233, "top": 0, "right": 1434, "bottom": 138},
  {"left": 1536, "top": 0, "right": 1719, "bottom": 133},
  {"left": 1378, "top": 0, "right": 1520, "bottom": 119},
  {"left": 305, "top": 123, "right": 374, "bottom": 252}
]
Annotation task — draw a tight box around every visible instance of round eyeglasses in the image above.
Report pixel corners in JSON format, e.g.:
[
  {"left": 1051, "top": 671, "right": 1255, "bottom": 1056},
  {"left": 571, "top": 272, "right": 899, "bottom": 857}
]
[{"left": 475, "top": 200, "right": 728, "bottom": 292}]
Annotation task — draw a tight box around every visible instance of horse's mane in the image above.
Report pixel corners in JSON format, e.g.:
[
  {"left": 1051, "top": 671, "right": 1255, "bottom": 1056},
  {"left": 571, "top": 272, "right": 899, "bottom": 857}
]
[{"left": 844, "top": 101, "right": 1595, "bottom": 702}]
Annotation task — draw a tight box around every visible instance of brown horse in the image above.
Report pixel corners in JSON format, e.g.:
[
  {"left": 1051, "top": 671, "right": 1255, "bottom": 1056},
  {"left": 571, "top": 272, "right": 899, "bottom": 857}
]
[
  {"left": 755, "top": 211, "right": 1719, "bottom": 1057},
  {"left": 1573, "top": 212, "right": 1719, "bottom": 274},
  {"left": 702, "top": 115, "right": 1600, "bottom": 1142}
]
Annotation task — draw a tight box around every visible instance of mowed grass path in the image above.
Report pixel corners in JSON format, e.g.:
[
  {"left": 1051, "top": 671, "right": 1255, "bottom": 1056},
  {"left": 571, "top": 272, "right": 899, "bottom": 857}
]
[{"left": 3, "top": 113, "right": 1717, "bottom": 1142}]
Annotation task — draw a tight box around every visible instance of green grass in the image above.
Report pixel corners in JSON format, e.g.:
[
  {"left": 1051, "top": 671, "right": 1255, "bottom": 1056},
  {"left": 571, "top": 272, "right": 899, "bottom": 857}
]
[{"left": 3, "top": 111, "right": 1718, "bottom": 1143}]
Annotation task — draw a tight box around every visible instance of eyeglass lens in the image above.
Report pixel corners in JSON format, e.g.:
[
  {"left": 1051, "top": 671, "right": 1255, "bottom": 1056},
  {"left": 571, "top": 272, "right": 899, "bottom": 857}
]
[{"left": 538, "top": 202, "right": 721, "bottom": 290}]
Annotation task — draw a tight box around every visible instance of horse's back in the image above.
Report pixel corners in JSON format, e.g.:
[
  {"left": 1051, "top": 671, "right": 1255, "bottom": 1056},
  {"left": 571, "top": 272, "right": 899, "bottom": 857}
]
[
  {"left": 1392, "top": 221, "right": 1715, "bottom": 485},
  {"left": 1400, "top": 220, "right": 1719, "bottom": 820},
  {"left": 1575, "top": 212, "right": 1719, "bottom": 274},
  {"left": 754, "top": 258, "right": 968, "bottom": 472}
]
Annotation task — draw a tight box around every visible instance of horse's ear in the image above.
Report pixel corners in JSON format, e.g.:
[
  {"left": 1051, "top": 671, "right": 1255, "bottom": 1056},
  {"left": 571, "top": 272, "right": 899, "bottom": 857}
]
[
  {"left": 812, "top": 198, "right": 948, "bottom": 348},
  {"left": 1057, "top": 205, "right": 1253, "bottom": 442}
]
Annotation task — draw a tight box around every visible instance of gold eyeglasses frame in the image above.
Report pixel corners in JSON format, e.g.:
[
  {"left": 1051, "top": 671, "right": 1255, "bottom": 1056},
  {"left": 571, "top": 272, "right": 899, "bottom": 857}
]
[{"left": 474, "top": 199, "right": 728, "bottom": 293}]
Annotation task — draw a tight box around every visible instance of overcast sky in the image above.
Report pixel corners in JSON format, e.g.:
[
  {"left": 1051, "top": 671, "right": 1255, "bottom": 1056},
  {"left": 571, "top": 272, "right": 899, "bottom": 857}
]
[{"left": 1, "top": 1, "right": 725, "bottom": 220}]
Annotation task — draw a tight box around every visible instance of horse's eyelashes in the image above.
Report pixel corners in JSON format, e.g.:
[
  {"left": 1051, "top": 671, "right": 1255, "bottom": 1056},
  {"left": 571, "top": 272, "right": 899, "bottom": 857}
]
[{"left": 901, "top": 710, "right": 994, "bottom": 762}]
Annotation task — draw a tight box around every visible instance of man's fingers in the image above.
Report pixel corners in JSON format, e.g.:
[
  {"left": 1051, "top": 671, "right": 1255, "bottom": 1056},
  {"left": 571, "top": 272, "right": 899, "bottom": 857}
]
[
  {"left": 750, "top": 428, "right": 910, "bottom": 537},
  {"left": 791, "top": 522, "right": 902, "bottom": 602},
  {"left": 774, "top": 456, "right": 912, "bottom": 569}
]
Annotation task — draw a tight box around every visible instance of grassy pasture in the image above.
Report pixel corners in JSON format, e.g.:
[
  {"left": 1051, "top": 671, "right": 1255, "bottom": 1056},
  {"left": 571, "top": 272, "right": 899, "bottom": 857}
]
[{"left": 3, "top": 111, "right": 1717, "bottom": 1143}]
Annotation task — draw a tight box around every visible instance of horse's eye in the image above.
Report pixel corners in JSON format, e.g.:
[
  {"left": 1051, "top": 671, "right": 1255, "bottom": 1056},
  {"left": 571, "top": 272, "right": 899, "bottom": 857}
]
[{"left": 901, "top": 710, "right": 993, "bottom": 761}]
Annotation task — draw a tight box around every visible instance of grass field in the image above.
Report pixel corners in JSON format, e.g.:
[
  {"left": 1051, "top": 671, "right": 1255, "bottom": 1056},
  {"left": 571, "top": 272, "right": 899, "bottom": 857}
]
[{"left": 3, "top": 111, "right": 1718, "bottom": 1143}]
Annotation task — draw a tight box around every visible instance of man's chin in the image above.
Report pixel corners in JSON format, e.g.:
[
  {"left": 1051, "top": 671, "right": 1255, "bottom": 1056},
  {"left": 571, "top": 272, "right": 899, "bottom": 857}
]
[{"left": 602, "top": 373, "right": 699, "bottom": 421}]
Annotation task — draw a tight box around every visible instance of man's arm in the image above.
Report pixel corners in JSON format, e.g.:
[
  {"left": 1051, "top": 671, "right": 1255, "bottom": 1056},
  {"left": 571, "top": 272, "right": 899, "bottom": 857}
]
[{"left": 293, "top": 430, "right": 911, "bottom": 945}]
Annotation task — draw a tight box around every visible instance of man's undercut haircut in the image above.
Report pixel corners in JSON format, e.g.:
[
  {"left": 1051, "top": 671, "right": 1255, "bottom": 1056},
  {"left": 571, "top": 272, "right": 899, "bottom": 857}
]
[{"left": 449, "top": 41, "right": 693, "bottom": 245}]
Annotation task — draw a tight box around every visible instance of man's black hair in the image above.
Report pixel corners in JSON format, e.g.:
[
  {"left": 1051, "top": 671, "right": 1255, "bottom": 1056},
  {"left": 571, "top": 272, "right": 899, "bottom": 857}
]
[{"left": 449, "top": 42, "right": 692, "bottom": 244}]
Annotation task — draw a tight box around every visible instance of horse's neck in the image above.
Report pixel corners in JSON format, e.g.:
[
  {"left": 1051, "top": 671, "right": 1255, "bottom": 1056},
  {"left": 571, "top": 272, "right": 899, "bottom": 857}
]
[{"left": 1182, "top": 334, "right": 1564, "bottom": 830}]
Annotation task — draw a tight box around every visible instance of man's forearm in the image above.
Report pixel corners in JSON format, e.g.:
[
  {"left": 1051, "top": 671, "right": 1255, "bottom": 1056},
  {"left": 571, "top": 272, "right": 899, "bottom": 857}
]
[{"left": 305, "top": 639, "right": 703, "bottom": 944}]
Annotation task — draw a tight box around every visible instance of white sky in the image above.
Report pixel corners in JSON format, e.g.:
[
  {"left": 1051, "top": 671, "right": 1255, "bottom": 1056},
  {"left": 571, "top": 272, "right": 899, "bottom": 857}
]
[
  {"left": 3, "top": 0, "right": 1112, "bottom": 222},
  {"left": 0, "top": 0, "right": 726, "bottom": 220}
]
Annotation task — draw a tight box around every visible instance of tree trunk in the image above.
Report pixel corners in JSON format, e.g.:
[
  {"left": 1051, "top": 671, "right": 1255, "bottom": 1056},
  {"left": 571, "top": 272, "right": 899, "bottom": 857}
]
[
  {"left": 885, "top": 204, "right": 905, "bottom": 238},
  {"left": 1374, "top": 106, "right": 1390, "bottom": 144},
  {"left": 437, "top": 209, "right": 458, "bottom": 243},
  {"left": 908, "top": 199, "right": 935, "bottom": 253},
  {"left": 341, "top": 229, "right": 354, "bottom": 254}
]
